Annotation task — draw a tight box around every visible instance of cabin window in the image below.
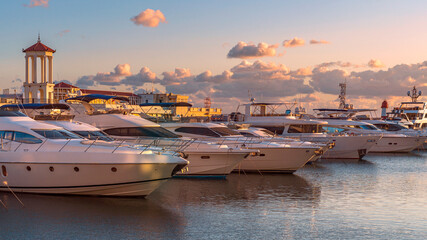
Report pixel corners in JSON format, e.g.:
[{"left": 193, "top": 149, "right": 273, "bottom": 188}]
[
  {"left": 210, "top": 127, "right": 241, "bottom": 136},
  {"left": 1, "top": 165, "right": 7, "bottom": 177},
  {"left": 72, "top": 131, "right": 114, "bottom": 141},
  {"left": 33, "top": 130, "right": 82, "bottom": 139},
  {"left": 322, "top": 126, "right": 345, "bottom": 133},
  {"left": 174, "top": 127, "right": 220, "bottom": 137},
  {"left": 256, "top": 126, "right": 284, "bottom": 135},
  {"left": 13, "top": 132, "right": 43, "bottom": 144},
  {"left": 103, "top": 127, "right": 179, "bottom": 138},
  {"left": 239, "top": 132, "right": 256, "bottom": 137},
  {"left": 288, "top": 124, "right": 321, "bottom": 133}
]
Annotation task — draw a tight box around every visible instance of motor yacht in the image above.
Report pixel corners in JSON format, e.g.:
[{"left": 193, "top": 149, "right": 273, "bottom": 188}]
[
  {"left": 314, "top": 109, "right": 425, "bottom": 153},
  {"left": 64, "top": 95, "right": 253, "bottom": 177},
  {"left": 232, "top": 125, "right": 332, "bottom": 162},
  {"left": 0, "top": 111, "right": 187, "bottom": 197},
  {"left": 231, "top": 102, "right": 380, "bottom": 159},
  {"left": 161, "top": 122, "right": 322, "bottom": 173}
]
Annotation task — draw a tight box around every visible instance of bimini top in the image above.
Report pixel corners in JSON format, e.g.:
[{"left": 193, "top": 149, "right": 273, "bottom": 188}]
[
  {"left": 139, "top": 102, "right": 192, "bottom": 107},
  {"left": 0, "top": 103, "right": 70, "bottom": 111},
  {"left": 65, "top": 94, "right": 129, "bottom": 103}
]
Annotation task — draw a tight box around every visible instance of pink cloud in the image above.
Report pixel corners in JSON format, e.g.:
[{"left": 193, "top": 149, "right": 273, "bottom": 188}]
[
  {"left": 227, "top": 42, "right": 278, "bottom": 59},
  {"left": 130, "top": 9, "right": 166, "bottom": 27},
  {"left": 368, "top": 59, "right": 385, "bottom": 68},
  {"left": 310, "top": 39, "right": 330, "bottom": 44},
  {"left": 283, "top": 37, "right": 305, "bottom": 47},
  {"left": 23, "top": 0, "right": 49, "bottom": 8}
]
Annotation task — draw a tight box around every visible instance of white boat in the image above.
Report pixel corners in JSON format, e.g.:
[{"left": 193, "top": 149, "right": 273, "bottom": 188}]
[
  {"left": 314, "top": 109, "right": 426, "bottom": 153},
  {"left": 234, "top": 126, "right": 332, "bottom": 162},
  {"left": 65, "top": 95, "right": 253, "bottom": 177},
  {"left": 161, "top": 122, "right": 322, "bottom": 173},
  {"left": 387, "top": 86, "right": 427, "bottom": 130},
  {"left": 231, "top": 102, "right": 380, "bottom": 159},
  {"left": 0, "top": 111, "right": 187, "bottom": 197}
]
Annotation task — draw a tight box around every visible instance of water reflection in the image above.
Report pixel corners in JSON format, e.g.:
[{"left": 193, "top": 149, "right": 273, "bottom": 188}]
[
  {"left": 0, "top": 193, "right": 184, "bottom": 239},
  {"left": 150, "top": 173, "right": 321, "bottom": 206}
]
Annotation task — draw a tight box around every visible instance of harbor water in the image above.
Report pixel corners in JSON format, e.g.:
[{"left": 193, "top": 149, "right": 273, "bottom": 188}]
[{"left": 1, "top": 151, "right": 426, "bottom": 239}]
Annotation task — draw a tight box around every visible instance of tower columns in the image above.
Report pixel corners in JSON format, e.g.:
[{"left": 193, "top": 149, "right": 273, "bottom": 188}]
[
  {"left": 25, "top": 56, "right": 29, "bottom": 83},
  {"left": 48, "top": 56, "right": 53, "bottom": 83},
  {"left": 32, "top": 55, "right": 37, "bottom": 83}
]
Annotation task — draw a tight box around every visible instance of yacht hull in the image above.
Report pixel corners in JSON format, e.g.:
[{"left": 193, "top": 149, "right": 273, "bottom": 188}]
[
  {"left": 234, "top": 147, "right": 317, "bottom": 173},
  {"left": 0, "top": 153, "right": 184, "bottom": 197},
  {"left": 369, "top": 136, "right": 424, "bottom": 153},
  {"left": 301, "top": 135, "right": 380, "bottom": 159},
  {"left": 176, "top": 151, "right": 248, "bottom": 177}
]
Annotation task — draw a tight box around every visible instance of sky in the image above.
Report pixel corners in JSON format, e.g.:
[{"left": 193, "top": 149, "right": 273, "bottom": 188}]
[{"left": 0, "top": 0, "right": 427, "bottom": 113}]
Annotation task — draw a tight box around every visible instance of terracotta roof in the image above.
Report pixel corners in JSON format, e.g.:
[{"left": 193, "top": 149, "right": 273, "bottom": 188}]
[
  {"left": 80, "top": 89, "right": 138, "bottom": 97},
  {"left": 23, "top": 40, "right": 56, "bottom": 53},
  {"left": 54, "top": 82, "right": 79, "bottom": 89}
]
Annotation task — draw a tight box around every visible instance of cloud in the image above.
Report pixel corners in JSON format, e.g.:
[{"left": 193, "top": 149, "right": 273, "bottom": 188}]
[
  {"left": 76, "top": 64, "right": 132, "bottom": 88},
  {"left": 121, "top": 67, "right": 157, "bottom": 86},
  {"left": 283, "top": 37, "right": 305, "bottom": 47},
  {"left": 368, "top": 59, "right": 385, "bottom": 68},
  {"left": 309, "top": 61, "right": 427, "bottom": 98},
  {"left": 130, "top": 9, "right": 166, "bottom": 27},
  {"left": 310, "top": 40, "right": 330, "bottom": 44},
  {"left": 316, "top": 61, "right": 364, "bottom": 70},
  {"left": 227, "top": 42, "right": 278, "bottom": 59},
  {"left": 57, "top": 30, "right": 70, "bottom": 37},
  {"left": 23, "top": 0, "right": 49, "bottom": 8},
  {"left": 294, "top": 67, "right": 312, "bottom": 76}
]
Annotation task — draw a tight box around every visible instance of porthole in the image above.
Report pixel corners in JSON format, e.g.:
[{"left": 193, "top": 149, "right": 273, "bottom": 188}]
[
  {"left": 1, "top": 165, "right": 7, "bottom": 177},
  {"left": 111, "top": 167, "right": 117, "bottom": 172},
  {"left": 49, "top": 166, "right": 54, "bottom": 172},
  {"left": 26, "top": 166, "right": 31, "bottom": 171},
  {"left": 259, "top": 153, "right": 266, "bottom": 157},
  {"left": 74, "top": 167, "right": 79, "bottom": 172},
  {"left": 201, "top": 156, "right": 210, "bottom": 159}
]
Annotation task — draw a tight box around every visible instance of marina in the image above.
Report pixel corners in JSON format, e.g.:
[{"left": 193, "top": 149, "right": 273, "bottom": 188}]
[
  {"left": 1, "top": 1, "right": 427, "bottom": 239},
  {"left": 1, "top": 153, "right": 426, "bottom": 239}
]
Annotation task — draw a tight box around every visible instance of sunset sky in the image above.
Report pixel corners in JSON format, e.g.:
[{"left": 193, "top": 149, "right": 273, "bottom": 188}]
[{"left": 1, "top": 0, "right": 426, "bottom": 112}]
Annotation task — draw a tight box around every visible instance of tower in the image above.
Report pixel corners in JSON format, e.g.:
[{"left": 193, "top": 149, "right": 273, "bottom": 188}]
[
  {"left": 22, "top": 35, "right": 56, "bottom": 103},
  {"left": 338, "top": 82, "right": 346, "bottom": 109}
]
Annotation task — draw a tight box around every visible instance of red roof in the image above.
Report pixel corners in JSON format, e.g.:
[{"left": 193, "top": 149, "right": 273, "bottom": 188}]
[
  {"left": 23, "top": 40, "right": 56, "bottom": 53},
  {"left": 81, "top": 89, "right": 138, "bottom": 97},
  {"left": 54, "top": 82, "right": 79, "bottom": 89}
]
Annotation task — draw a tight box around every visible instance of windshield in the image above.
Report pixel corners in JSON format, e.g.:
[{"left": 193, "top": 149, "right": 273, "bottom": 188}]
[
  {"left": 103, "top": 127, "right": 179, "bottom": 138},
  {"left": 210, "top": 127, "right": 242, "bottom": 136},
  {"left": 374, "top": 123, "right": 406, "bottom": 131},
  {"left": 33, "top": 129, "right": 82, "bottom": 139},
  {"left": 358, "top": 125, "right": 379, "bottom": 130},
  {"left": 288, "top": 124, "right": 322, "bottom": 133},
  {"left": 72, "top": 131, "right": 114, "bottom": 141}
]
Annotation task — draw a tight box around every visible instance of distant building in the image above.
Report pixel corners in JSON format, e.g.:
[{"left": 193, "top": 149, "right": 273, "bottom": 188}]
[{"left": 0, "top": 89, "right": 23, "bottom": 104}]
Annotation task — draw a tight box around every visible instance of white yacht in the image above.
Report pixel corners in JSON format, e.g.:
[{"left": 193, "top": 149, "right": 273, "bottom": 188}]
[
  {"left": 231, "top": 102, "right": 380, "bottom": 159},
  {"left": 387, "top": 86, "right": 427, "bottom": 130},
  {"left": 314, "top": 109, "right": 426, "bottom": 153},
  {"left": 233, "top": 125, "right": 332, "bottom": 162},
  {"left": 65, "top": 95, "right": 253, "bottom": 177},
  {"left": 0, "top": 111, "right": 187, "bottom": 197},
  {"left": 161, "top": 122, "right": 322, "bottom": 173}
]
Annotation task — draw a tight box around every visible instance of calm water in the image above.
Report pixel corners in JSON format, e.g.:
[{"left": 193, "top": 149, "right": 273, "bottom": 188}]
[{"left": 1, "top": 152, "right": 426, "bottom": 239}]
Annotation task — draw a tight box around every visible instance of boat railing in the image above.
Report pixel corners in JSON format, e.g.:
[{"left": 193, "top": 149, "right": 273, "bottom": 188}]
[{"left": 0, "top": 137, "right": 192, "bottom": 156}]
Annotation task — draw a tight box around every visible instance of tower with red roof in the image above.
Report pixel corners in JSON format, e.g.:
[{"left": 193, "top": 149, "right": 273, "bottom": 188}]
[{"left": 22, "top": 35, "right": 56, "bottom": 103}]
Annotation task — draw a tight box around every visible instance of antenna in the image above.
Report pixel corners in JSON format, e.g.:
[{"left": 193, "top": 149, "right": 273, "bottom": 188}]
[
  {"left": 408, "top": 86, "right": 422, "bottom": 102},
  {"left": 248, "top": 90, "right": 255, "bottom": 103},
  {"left": 339, "top": 80, "right": 347, "bottom": 109},
  {"left": 38, "top": 33, "right": 40, "bottom": 42}
]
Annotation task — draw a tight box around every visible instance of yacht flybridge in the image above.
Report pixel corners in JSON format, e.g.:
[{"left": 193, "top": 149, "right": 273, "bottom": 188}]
[
  {"left": 0, "top": 111, "right": 187, "bottom": 197},
  {"left": 387, "top": 86, "right": 427, "bottom": 129},
  {"left": 64, "top": 95, "right": 254, "bottom": 177},
  {"left": 232, "top": 102, "right": 380, "bottom": 159}
]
